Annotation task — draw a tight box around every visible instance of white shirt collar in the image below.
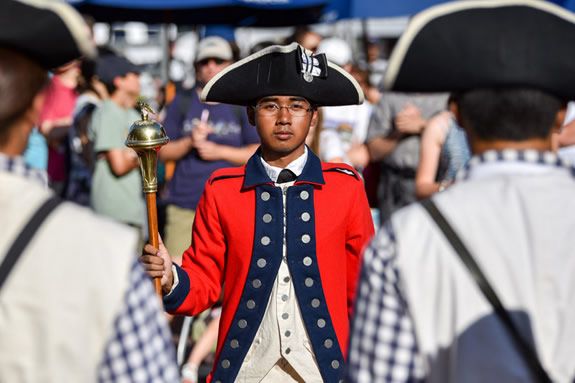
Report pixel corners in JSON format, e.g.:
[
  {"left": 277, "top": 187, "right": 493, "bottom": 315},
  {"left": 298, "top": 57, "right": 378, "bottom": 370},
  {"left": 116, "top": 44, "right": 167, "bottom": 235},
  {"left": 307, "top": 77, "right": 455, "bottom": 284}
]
[{"left": 260, "top": 147, "right": 308, "bottom": 183}]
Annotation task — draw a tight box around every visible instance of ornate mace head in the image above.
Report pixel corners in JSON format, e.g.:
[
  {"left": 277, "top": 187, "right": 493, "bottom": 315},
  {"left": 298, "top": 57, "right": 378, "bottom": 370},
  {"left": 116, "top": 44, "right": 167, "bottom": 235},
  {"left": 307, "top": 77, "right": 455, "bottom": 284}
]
[{"left": 125, "top": 98, "right": 169, "bottom": 193}]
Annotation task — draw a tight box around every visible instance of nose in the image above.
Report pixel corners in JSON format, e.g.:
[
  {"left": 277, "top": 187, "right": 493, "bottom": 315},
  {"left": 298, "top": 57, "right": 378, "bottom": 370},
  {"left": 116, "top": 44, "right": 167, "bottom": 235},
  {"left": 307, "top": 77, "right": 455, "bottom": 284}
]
[{"left": 277, "top": 106, "right": 292, "bottom": 123}]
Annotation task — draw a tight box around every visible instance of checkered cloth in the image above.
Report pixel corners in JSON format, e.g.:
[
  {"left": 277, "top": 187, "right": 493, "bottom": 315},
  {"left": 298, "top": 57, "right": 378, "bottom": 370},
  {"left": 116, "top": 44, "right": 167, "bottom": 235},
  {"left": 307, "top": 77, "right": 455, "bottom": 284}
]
[
  {"left": 0, "top": 153, "right": 47, "bottom": 186},
  {"left": 347, "top": 221, "right": 425, "bottom": 383},
  {"left": 98, "top": 260, "right": 179, "bottom": 382}
]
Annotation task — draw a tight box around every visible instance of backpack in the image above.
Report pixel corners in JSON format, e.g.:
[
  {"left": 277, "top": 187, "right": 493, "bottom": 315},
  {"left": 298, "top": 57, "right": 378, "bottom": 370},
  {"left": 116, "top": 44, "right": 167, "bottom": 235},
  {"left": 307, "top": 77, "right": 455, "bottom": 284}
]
[{"left": 64, "top": 101, "right": 98, "bottom": 206}]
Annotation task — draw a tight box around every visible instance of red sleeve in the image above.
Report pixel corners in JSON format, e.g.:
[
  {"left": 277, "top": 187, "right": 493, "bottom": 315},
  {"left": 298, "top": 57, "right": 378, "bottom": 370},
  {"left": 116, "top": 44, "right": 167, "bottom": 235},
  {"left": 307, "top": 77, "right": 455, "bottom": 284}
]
[
  {"left": 175, "top": 180, "right": 226, "bottom": 316},
  {"left": 345, "top": 179, "right": 375, "bottom": 317}
]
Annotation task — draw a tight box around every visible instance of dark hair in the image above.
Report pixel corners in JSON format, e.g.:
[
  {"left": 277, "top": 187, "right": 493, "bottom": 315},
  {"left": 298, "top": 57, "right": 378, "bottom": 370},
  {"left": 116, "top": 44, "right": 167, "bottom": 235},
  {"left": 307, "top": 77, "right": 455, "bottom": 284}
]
[
  {"left": 458, "top": 88, "right": 563, "bottom": 141},
  {"left": 76, "top": 58, "right": 97, "bottom": 94},
  {"left": 0, "top": 47, "right": 48, "bottom": 145}
]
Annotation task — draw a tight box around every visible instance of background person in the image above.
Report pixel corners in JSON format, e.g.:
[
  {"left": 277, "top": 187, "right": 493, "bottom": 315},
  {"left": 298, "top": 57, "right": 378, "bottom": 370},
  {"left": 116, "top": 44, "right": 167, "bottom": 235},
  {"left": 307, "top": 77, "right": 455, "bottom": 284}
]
[
  {"left": 89, "top": 52, "right": 144, "bottom": 231},
  {"left": 160, "top": 36, "right": 259, "bottom": 264},
  {"left": 366, "top": 90, "right": 447, "bottom": 222},
  {"left": 415, "top": 94, "right": 471, "bottom": 199}
]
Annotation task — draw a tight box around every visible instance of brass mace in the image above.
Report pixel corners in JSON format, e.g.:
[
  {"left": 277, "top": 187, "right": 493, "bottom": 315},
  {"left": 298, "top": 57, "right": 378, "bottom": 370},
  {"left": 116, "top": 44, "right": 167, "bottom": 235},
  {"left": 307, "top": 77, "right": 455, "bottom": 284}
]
[{"left": 126, "top": 99, "right": 169, "bottom": 295}]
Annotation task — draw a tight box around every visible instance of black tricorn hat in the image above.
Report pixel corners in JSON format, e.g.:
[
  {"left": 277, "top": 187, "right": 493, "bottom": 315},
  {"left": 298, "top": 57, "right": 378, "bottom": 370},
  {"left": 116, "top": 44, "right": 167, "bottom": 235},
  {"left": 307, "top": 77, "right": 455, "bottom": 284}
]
[
  {"left": 384, "top": 0, "right": 575, "bottom": 100},
  {"left": 0, "top": 0, "right": 96, "bottom": 69},
  {"left": 201, "top": 43, "right": 364, "bottom": 107}
]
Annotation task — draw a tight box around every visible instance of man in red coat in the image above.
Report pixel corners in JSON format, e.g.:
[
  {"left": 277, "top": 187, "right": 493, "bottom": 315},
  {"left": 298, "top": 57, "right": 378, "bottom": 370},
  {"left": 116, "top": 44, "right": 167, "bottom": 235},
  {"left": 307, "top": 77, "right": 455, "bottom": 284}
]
[{"left": 142, "top": 43, "right": 374, "bottom": 383}]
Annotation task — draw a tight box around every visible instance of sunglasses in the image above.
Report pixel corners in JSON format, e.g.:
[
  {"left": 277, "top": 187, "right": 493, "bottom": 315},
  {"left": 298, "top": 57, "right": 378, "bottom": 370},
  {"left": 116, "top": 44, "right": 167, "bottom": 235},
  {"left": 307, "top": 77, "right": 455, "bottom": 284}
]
[{"left": 197, "top": 58, "right": 227, "bottom": 67}]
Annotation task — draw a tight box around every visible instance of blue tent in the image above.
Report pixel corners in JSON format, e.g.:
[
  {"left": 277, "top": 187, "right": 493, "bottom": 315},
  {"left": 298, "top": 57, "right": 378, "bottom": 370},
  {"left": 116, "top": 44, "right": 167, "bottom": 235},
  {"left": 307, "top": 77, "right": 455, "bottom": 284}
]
[
  {"left": 68, "top": 0, "right": 328, "bottom": 26},
  {"left": 321, "top": 0, "right": 454, "bottom": 21},
  {"left": 321, "top": 0, "right": 575, "bottom": 22}
]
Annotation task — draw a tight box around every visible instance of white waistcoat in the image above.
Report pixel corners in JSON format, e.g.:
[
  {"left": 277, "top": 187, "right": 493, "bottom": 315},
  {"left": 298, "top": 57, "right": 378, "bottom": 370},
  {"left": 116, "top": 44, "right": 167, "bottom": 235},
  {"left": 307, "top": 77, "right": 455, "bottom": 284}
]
[
  {"left": 0, "top": 171, "right": 139, "bottom": 382},
  {"left": 391, "top": 161, "right": 575, "bottom": 383}
]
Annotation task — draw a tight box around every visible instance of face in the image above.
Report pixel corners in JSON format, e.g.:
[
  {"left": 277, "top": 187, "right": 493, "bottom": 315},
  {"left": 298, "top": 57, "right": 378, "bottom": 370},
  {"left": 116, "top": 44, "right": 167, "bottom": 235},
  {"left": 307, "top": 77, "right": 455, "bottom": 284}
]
[
  {"left": 248, "top": 95, "right": 318, "bottom": 164},
  {"left": 115, "top": 72, "right": 141, "bottom": 97},
  {"left": 196, "top": 57, "right": 231, "bottom": 86}
]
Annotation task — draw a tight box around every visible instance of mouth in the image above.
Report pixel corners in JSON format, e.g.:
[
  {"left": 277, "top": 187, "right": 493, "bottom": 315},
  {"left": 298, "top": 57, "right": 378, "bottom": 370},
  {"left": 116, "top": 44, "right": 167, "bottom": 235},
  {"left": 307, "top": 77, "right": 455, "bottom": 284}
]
[{"left": 273, "top": 130, "right": 293, "bottom": 141}]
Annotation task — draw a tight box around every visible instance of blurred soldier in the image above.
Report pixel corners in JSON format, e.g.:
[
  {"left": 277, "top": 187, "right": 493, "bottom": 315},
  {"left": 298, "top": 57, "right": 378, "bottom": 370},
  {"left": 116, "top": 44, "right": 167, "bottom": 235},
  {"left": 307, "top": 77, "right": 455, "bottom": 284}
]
[
  {"left": 0, "top": 1, "right": 178, "bottom": 381},
  {"left": 348, "top": 1, "right": 575, "bottom": 382}
]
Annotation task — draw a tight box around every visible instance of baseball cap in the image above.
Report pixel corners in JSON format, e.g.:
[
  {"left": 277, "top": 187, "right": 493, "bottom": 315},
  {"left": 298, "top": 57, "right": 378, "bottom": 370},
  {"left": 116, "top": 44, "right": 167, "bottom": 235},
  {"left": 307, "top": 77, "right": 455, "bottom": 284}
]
[
  {"left": 96, "top": 53, "right": 140, "bottom": 86},
  {"left": 195, "top": 36, "right": 233, "bottom": 64},
  {"left": 316, "top": 38, "right": 352, "bottom": 67}
]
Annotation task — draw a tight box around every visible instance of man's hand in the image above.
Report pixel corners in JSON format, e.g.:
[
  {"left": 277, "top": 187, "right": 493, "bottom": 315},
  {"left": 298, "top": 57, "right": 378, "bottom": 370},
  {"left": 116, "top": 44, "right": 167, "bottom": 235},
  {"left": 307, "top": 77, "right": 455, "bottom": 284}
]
[
  {"left": 140, "top": 234, "right": 174, "bottom": 296},
  {"left": 195, "top": 140, "right": 223, "bottom": 161},
  {"left": 394, "top": 103, "right": 426, "bottom": 135},
  {"left": 191, "top": 121, "right": 212, "bottom": 147}
]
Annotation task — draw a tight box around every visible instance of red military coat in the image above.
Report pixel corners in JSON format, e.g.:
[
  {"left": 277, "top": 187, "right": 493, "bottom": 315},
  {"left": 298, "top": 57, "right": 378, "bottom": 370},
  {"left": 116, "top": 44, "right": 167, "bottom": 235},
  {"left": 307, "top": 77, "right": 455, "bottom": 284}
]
[{"left": 164, "top": 150, "right": 374, "bottom": 382}]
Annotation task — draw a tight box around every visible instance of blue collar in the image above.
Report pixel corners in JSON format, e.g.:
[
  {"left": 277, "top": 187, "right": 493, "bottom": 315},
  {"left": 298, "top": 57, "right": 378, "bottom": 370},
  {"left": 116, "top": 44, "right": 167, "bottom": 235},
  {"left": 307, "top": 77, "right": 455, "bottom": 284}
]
[{"left": 243, "top": 147, "right": 325, "bottom": 189}]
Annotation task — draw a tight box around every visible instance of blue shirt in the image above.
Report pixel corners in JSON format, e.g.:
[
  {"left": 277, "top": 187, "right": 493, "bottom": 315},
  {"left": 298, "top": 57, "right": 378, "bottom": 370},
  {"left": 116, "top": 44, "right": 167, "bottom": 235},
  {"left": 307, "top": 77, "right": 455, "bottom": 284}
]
[{"left": 163, "top": 87, "right": 260, "bottom": 210}]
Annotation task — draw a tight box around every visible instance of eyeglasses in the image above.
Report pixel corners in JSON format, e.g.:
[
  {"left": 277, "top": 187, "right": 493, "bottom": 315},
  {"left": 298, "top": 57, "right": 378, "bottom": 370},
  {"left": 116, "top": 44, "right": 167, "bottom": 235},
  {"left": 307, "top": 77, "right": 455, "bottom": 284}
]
[
  {"left": 255, "top": 101, "right": 313, "bottom": 117},
  {"left": 197, "top": 58, "right": 227, "bottom": 67}
]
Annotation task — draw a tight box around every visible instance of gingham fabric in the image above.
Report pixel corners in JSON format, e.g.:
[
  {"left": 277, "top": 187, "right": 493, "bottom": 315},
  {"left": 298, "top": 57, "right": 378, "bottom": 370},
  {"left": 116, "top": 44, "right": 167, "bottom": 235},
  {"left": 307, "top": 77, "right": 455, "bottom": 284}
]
[
  {"left": 0, "top": 153, "right": 48, "bottom": 186},
  {"left": 347, "top": 221, "right": 425, "bottom": 383},
  {"left": 98, "top": 260, "right": 179, "bottom": 382}
]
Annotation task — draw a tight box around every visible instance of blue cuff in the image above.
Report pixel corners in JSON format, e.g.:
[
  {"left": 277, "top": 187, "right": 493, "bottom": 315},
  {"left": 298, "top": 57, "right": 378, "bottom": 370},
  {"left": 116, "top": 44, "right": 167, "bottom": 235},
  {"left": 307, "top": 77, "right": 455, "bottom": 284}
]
[{"left": 163, "top": 264, "right": 190, "bottom": 312}]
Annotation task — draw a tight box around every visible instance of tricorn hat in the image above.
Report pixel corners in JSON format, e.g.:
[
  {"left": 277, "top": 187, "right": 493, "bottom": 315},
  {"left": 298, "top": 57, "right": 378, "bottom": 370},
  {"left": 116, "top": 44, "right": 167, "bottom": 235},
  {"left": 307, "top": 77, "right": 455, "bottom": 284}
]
[
  {"left": 201, "top": 43, "right": 364, "bottom": 107},
  {"left": 384, "top": 0, "right": 575, "bottom": 100},
  {"left": 0, "top": 0, "right": 96, "bottom": 69}
]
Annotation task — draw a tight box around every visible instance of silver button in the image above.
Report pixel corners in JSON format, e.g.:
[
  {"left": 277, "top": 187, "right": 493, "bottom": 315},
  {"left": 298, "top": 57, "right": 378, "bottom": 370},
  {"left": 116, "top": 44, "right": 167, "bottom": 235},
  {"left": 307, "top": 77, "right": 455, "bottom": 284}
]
[
  {"left": 238, "top": 319, "right": 247, "bottom": 328},
  {"left": 301, "top": 234, "right": 311, "bottom": 244},
  {"left": 222, "top": 359, "right": 231, "bottom": 369},
  {"left": 230, "top": 339, "right": 239, "bottom": 349},
  {"left": 257, "top": 258, "right": 267, "bottom": 268},
  {"left": 261, "top": 236, "right": 271, "bottom": 246},
  {"left": 261, "top": 191, "right": 270, "bottom": 201},
  {"left": 305, "top": 278, "right": 314, "bottom": 287},
  {"left": 285, "top": 330, "right": 291, "bottom": 337},
  {"left": 282, "top": 313, "right": 289, "bottom": 320},
  {"left": 246, "top": 300, "right": 256, "bottom": 309},
  {"left": 317, "top": 318, "right": 326, "bottom": 328},
  {"left": 311, "top": 298, "right": 320, "bottom": 308},
  {"left": 262, "top": 213, "right": 272, "bottom": 223},
  {"left": 283, "top": 276, "right": 290, "bottom": 283},
  {"left": 301, "top": 212, "right": 311, "bottom": 222},
  {"left": 300, "top": 190, "right": 309, "bottom": 200},
  {"left": 281, "top": 294, "right": 288, "bottom": 302},
  {"left": 252, "top": 279, "right": 262, "bottom": 288},
  {"left": 285, "top": 348, "right": 291, "bottom": 354},
  {"left": 303, "top": 256, "right": 312, "bottom": 266},
  {"left": 324, "top": 338, "right": 333, "bottom": 348},
  {"left": 331, "top": 360, "right": 340, "bottom": 369}
]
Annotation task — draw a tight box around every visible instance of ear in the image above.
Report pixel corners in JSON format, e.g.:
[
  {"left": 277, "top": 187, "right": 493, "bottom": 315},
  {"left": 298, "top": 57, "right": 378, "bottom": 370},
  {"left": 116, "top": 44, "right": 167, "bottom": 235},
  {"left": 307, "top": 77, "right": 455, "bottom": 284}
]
[
  {"left": 113, "top": 75, "right": 123, "bottom": 90},
  {"left": 247, "top": 106, "right": 255, "bottom": 126},
  {"left": 28, "top": 91, "right": 46, "bottom": 127},
  {"left": 310, "top": 108, "right": 319, "bottom": 129},
  {"left": 552, "top": 104, "right": 567, "bottom": 135}
]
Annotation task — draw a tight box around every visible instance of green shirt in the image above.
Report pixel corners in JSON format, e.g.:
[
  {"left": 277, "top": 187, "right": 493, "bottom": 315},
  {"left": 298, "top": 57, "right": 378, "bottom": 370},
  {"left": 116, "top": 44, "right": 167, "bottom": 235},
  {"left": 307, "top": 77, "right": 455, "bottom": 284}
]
[{"left": 90, "top": 100, "right": 144, "bottom": 227}]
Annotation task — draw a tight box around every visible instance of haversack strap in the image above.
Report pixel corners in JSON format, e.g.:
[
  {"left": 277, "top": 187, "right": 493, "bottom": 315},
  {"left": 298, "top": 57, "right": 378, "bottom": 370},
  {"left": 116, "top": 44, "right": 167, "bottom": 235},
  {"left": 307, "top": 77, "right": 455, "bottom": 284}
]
[
  {"left": 0, "top": 196, "right": 62, "bottom": 290},
  {"left": 420, "top": 198, "right": 552, "bottom": 383}
]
